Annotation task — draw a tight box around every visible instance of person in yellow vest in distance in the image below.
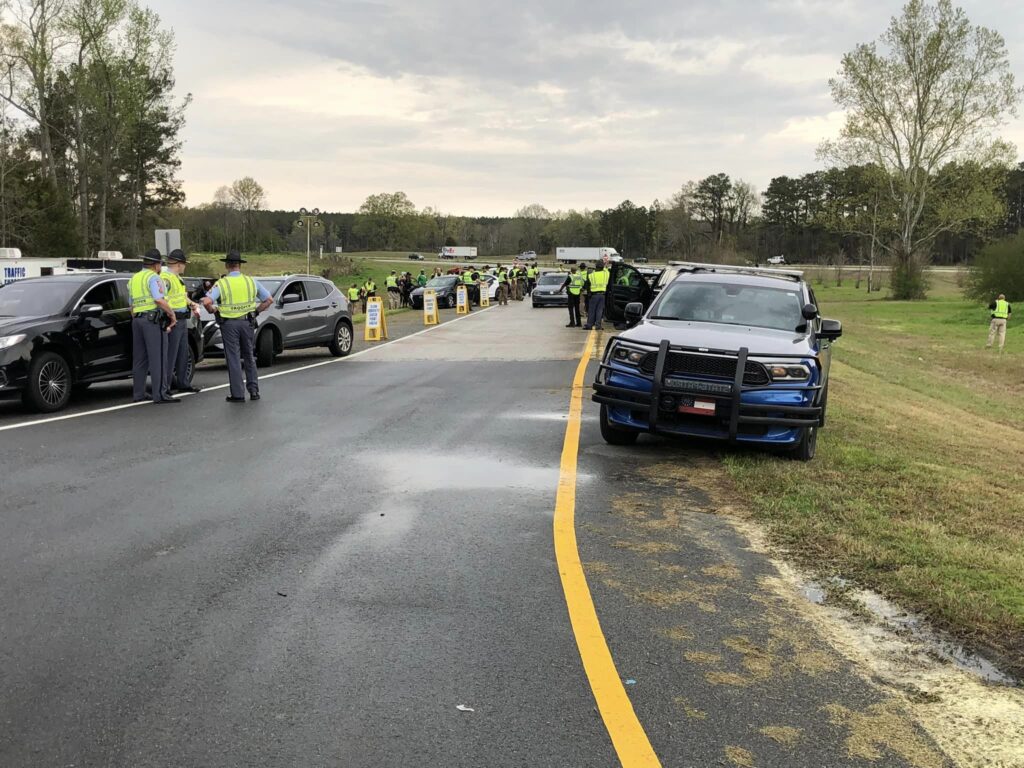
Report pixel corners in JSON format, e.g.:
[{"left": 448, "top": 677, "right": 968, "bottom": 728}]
[
  {"left": 496, "top": 265, "right": 510, "bottom": 305},
  {"left": 129, "top": 249, "right": 178, "bottom": 404},
  {"left": 347, "top": 284, "right": 362, "bottom": 314},
  {"left": 385, "top": 271, "right": 400, "bottom": 310},
  {"left": 201, "top": 251, "right": 274, "bottom": 403},
  {"left": 362, "top": 278, "right": 377, "bottom": 314},
  {"left": 562, "top": 266, "right": 586, "bottom": 328},
  {"left": 583, "top": 259, "right": 610, "bottom": 331},
  {"left": 461, "top": 266, "right": 477, "bottom": 311},
  {"left": 987, "top": 293, "right": 1012, "bottom": 351},
  {"left": 161, "top": 249, "right": 202, "bottom": 397}
]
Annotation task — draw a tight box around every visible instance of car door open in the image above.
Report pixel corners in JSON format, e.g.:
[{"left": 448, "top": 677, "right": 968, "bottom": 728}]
[{"left": 606, "top": 263, "right": 654, "bottom": 324}]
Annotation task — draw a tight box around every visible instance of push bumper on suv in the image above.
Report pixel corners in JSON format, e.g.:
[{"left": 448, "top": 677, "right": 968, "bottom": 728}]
[{"left": 592, "top": 339, "right": 823, "bottom": 445}]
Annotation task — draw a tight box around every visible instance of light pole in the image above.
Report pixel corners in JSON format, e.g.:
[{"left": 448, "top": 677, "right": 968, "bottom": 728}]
[{"left": 295, "top": 207, "right": 323, "bottom": 275}]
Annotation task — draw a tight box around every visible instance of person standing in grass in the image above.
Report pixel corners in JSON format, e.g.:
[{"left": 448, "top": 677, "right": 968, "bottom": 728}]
[{"left": 987, "top": 294, "right": 1012, "bottom": 350}]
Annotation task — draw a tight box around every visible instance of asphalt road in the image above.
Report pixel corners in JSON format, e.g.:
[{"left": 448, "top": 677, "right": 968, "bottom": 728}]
[{"left": 0, "top": 301, "right": 950, "bottom": 767}]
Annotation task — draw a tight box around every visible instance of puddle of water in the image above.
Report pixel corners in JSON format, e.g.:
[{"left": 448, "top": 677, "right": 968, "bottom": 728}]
[{"left": 800, "top": 578, "right": 1016, "bottom": 686}]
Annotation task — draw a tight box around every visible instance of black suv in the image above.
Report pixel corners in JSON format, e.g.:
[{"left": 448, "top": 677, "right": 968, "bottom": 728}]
[{"left": 0, "top": 274, "right": 204, "bottom": 412}]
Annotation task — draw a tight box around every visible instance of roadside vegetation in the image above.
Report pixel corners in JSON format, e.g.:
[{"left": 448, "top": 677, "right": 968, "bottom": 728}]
[{"left": 723, "top": 273, "right": 1024, "bottom": 674}]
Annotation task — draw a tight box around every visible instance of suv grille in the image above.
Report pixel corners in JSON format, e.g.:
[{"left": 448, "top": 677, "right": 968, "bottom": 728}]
[{"left": 639, "top": 351, "right": 770, "bottom": 386}]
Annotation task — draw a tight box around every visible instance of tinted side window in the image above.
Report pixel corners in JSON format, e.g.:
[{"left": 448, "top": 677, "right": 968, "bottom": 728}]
[
  {"left": 82, "top": 281, "right": 122, "bottom": 311},
  {"left": 304, "top": 280, "right": 329, "bottom": 300},
  {"left": 281, "top": 281, "right": 306, "bottom": 302}
]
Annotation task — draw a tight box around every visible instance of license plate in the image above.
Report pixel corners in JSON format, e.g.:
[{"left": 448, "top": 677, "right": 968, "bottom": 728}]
[{"left": 678, "top": 397, "right": 717, "bottom": 416}]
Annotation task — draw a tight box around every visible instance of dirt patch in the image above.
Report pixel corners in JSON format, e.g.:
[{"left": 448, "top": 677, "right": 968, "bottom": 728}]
[
  {"left": 673, "top": 696, "right": 708, "bottom": 720},
  {"left": 724, "top": 745, "right": 755, "bottom": 766},
  {"left": 824, "top": 702, "right": 946, "bottom": 768}
]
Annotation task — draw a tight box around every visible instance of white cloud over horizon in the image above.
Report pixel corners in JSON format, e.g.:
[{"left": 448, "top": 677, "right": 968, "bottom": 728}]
[{"left": 150, "top": 0, "right": 1024, "bottom": 215}]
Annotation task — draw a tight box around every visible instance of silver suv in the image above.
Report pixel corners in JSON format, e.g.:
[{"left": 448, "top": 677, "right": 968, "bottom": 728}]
[{"left": 202, "top": 275, "right": 354, "bottom": 367}]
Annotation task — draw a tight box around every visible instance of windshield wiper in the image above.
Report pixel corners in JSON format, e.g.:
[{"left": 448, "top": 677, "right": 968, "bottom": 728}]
[{"left": 649, "top": 315, "right": 682, "bottom": 320}]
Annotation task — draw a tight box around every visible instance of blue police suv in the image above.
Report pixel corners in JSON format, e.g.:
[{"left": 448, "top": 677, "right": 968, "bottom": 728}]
[{"left": 592, "top": 262, "right": 842, "bottom": 461}]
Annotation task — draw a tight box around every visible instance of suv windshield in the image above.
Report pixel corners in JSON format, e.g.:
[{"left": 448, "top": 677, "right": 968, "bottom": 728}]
[
  {"left": 0, "top": 281, "right": 81, "bottom": 316},
  {"left": 426, "top": 276, "right": 458, "bottom": 288},
  {"left": 259, "top": 279, "right": 284, "bottom": 295},
  {"left": 652, "top": 281, "right": 804, "bottom": 332}
]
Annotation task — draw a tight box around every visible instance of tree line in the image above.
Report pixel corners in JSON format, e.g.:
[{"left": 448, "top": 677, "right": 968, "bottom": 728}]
[{"left": 0, "top": 0, "right": 186, "bottom": 259}]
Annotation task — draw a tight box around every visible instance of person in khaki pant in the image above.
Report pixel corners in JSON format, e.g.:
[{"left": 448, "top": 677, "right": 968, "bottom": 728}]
[{"left": 987, "top": 294, "right": 1012, "bottom": 350}]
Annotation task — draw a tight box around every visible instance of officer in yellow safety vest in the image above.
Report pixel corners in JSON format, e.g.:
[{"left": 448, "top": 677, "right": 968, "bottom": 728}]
[
  {"left": 462, "top": 267, "right": 477, "bottom": 311},
  {"left": 526, "top": 265, "right": 538, "bottom": 292},
  {"left": 496, "top": 265, "right": 510, "bottom": 305},
  {"left": 347, "top": 284, "right": 362, "bottom": 312},
  {"left": 987, "top": 293, "right": 1013, "bottom": 351},
  {"left": 201, "top": 251, "right": 274, "bottom": 402},
  {"left": 385, "top": 271, "right": 400, "bottom": 309},
  {"left": 563, "top": 267, "right": 586, "bottom": 328},
  {"left": 161, "top": 249, "right": 202, "bottom": 397},
  {"left": 583, "top": 260, "right": 610, "bottom": 331},
  {"left": 362, "top": 278, "right": 377, "bottom": 314},
  {"left": 129, "top": 249, "right": 178, "bottom": 404}
]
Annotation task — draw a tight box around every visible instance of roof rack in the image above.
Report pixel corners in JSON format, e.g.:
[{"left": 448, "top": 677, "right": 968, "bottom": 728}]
[{"left": 665, "top": 261, "right": 804, "bottom": 282}]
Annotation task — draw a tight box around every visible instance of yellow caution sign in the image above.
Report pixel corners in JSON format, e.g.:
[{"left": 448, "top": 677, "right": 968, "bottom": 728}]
[
  {"left": 423, "top": 288, "right": 439, "bottom": 326},
  {"left": 364, "top": 296, "right": 389, "bottom": 341},
  {"left": 456, "top": 285, "right": 469, "bottom": 315},
  {"left": 479, "top": 282, "right": 490, "bottom": 307}
]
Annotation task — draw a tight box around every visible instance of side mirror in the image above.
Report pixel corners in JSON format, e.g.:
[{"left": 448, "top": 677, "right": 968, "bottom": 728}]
[
  {"left": 78, "top": 303, "right": 104, "bottom": 319},
  {"left": 819, "top": 318, "right": 843, "bottom": 341},
  {"left": 802, "top": 303, "right": 819, "bottom": 321},
  {"left": 624, "top": 302, "right": 645, "bottom": 326},
  {"left": 281, "top": 294, "right": 302, "bottom": 305}
]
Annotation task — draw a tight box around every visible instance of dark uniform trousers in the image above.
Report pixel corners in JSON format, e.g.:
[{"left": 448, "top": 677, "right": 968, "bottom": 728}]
[
  {"left": 132, "top": 314, "right": 166, "bottom": 403},
  {"left": 567, "top": 292, "right": 582, "bottom": 326},
  {"left": 221, "top": 317, "right": 259, "bottom": 399},
  {"left": 164, "top": 312, "right": 190, "bottom": 393},
  {"left": 585, "top": 292, "right": 606, "bottom": 330}
]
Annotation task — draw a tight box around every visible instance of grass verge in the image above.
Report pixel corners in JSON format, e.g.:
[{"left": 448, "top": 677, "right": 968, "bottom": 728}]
[{"left": 723, "top": 273, "right": 1024, "bottom": 676}]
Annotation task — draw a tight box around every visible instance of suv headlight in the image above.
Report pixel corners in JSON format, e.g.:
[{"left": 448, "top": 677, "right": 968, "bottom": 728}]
[
  {"left": 762, "top": 362, "right": 812, "bottom": 381},
  {"left": 0, "top": 334, "right": 27, "bottom": 350},
  {"left": 608, "top": 341, "right": 648, "bottom": 366}
]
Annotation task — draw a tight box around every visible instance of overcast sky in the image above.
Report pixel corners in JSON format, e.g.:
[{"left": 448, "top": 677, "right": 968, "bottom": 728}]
[{"left": 149, "top": 0, "right": 1024, "bottom": 216}]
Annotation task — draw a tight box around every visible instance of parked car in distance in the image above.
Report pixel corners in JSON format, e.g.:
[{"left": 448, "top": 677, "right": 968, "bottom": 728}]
[
  {"left": 0, "top": 273, "right": 204, "bottom": 412},
  {"left": 592, "top": 262, "right": 841, "bottom": 461},
  {"left": 767, "top": 255, "right": 787, "bottom": 265},
  {"left": 203, "top": 275, "right": 353, "bottom": 367},
  {"left": 408, "top": 253, "right": 425, "bottom": 260},
  {"left": 531, "top": 272, "right": 569, "bottom": 308},
  {"left": 520, "top": 251, "right": 538, "bottom": 261}
]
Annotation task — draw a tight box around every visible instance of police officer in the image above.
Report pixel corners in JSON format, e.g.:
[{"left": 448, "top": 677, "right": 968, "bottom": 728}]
[
  {"left": 363, "top": 277, "right": 377, "bottom": 314},
  {"left": 385, "top": 271, "right": 400, "bottom": 309},
  {"left": 129, "top": 249, "right": 178, "bottom": 404},
  {"left": 347, "top": 283, "right": 362, "bottom": 312},
  {"left": 582, "top": 260, "right": 610, "bottom": 331},
  {"left": 987, "top": 293, "right": 1012, "bottom": 350},
  {"left": 417, "top": 270, "right": 428, "bottom": 287},
  {"left": 201, "top": 251, "right": 273, "bottom": 403},
  {"left": 563, "top": 267, "right": 585, "bottom": 328},
  {"left": 162, "top": 249, "right": 202, "bottom": 395},
  {"left": 496, "top": 265, "right": 510, "bottom": 305},
  {"left": 461, "top": 266, "right": 476, "bottom": 311},
  {"left": 526, "top": 264, "right": 538, "bottom": 293}
]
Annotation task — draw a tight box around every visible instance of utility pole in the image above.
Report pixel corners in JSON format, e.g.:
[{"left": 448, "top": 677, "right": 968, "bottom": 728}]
[{"left": 295, "top": 207, "right": 323, "bottom": 276}]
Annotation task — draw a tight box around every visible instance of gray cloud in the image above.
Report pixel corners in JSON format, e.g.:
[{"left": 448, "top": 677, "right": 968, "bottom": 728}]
[{"left": 152, "top": 0, "right": 1024, "bottom": 214}]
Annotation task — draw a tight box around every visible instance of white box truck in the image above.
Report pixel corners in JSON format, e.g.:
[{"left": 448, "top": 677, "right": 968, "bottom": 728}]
[
  {"left": 440, "top": 246, "right": 478, "bottom": 260},
  {"left": 556, "top": 247, "right": 620, "bottom": 263}
]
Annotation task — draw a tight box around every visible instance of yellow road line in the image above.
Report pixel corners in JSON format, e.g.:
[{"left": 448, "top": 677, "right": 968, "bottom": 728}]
[{"left": 554, "top": 331, "right": 662, "bottom": 767}]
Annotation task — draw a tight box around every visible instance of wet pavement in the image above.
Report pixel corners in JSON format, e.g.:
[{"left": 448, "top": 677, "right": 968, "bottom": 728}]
[{"left": 0, "top": 301, "right": 958, "bottom": 767}]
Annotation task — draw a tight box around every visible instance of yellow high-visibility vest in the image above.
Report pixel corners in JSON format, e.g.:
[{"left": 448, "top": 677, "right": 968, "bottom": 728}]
[
  {"left": 162, "top": 271, "right": 188, "bottom": 311},
  {"left": 993, "top": 299, "right": 1010, "bottom": 319},
  {"left": 129, "top": 270, "right": 159, "bottom": 313},
  {"left": 568, "top": 273, "right": 586, "bottom": 295},
  {"left": 463, "top": 271, "right": 475, "bottom": 284},
  {"left": 347, "top": 287, "right": 361, "bottom": 301},
  {"left": 589, "top": 268, "right": 610, "bottom": 293},
  {"left": 386, "top": 276, "right": 398, "bottom": 288},
  {"left": 216, "top": 275, "right": 257, "bottom": 318}
]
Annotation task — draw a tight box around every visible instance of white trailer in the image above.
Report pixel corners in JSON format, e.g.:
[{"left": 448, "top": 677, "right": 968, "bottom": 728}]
[
  {"left": 0, "top": 255, "right": 69, "bottom": 286},
  {"left": 556, "top": 247, "right": 620, "bottom": 263},
  {"left": 440, "top": 246, "right": 478, "bottom": 260}
]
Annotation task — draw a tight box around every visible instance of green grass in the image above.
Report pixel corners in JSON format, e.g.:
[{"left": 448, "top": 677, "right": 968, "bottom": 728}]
[{"left": 723, "top": 271, "right": 1024, "bottom": 674}]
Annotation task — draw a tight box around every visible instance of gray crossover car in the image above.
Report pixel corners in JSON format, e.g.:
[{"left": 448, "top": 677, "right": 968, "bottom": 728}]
[{"left": 203, "top": 275, "right": 354, "bottom": 367}]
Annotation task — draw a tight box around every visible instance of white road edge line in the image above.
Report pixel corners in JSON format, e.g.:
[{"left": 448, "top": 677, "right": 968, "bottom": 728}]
[{"left": 0, "top": 307, "right": 494, "bottom": 434}]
